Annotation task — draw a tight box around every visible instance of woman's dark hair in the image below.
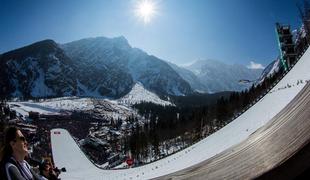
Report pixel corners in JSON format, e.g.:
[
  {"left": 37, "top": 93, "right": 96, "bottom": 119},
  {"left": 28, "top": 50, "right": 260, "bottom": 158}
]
[{"left": 0, "top": 126, "right": 18, "bottom": 161}]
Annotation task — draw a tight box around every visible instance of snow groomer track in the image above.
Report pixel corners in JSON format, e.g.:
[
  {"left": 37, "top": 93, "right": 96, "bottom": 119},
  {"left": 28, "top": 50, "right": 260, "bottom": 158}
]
[{"left": 51, "top": 47, "right": 310, "bottom": 180}]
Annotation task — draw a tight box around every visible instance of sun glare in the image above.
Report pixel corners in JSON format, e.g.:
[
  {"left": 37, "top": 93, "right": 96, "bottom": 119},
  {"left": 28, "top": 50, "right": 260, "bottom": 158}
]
[{"left": 135, "top": 0, "right": 157, "bottom": 24}]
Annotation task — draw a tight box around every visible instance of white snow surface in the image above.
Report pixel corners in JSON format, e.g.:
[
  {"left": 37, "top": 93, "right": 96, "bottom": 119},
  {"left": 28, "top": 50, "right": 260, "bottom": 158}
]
[
  {"left": 31, "top": 67, "right": 56, "bottom": 97},
  {"left": 9, "top": 103, "right": 59, "bottom": 118},
  {"left": 51, "top": 47, "right": 310, "bottom": 180},
  {"left": 8, "top": 83, "right": 172, "bottom": 119},
  {"left": 8, "top": 97, "right": 133, "bottom": 120},
  {"left": 257, "top": 59, "right": 281, "bottom": 84},
  {"left": 37, "top": 97, "right": 94, "bottom": 111},
  {"left": 8, "top": 97, "right": 94, "bottom": 117},
  {"left": 118, "top": 82, "right": 172, "bottom": 106}
]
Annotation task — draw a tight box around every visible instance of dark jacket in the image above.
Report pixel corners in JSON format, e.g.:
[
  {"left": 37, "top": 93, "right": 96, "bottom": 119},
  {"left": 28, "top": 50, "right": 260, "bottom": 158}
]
[{"left": 1, "top": 156, "right": 41, "bottom": 180}]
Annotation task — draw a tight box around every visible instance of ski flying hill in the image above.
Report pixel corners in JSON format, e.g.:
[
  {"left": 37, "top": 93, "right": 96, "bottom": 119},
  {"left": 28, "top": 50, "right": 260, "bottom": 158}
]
[{"left": 50, "top": 43, "right": 310, "bottom": 179}]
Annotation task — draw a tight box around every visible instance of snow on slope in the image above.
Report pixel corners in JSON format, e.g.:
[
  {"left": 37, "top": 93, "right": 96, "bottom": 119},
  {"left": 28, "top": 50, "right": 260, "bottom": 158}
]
[
  {"left": 9, "top": 97, "right": 136, "bottom": 121},
  {"left": 257, "top": 59, "right": 281, "bottom": 84},
  {"left": 8, "top": 84, "right": 172, "bottom": 121},
  {"left": 37, "top": 97, "right": 94, "bottom": 111},
  {"left": 9, "top": 102, "right": 61, "bottom": 118},
  {"left": 118, "top": 82, "right": 172, "bottom": 106},
  {"left": 91, "top": 99, "right": 135, "bottom": 120},
  {"left": 51, "top": 45, "right": 310, "bottom": 180},
  {"left": 9, "top": 97, "right": 94, "bottom": 118}
]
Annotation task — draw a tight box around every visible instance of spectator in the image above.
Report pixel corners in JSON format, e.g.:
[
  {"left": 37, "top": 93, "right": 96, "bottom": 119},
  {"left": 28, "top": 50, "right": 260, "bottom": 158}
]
[
  {"left": 39, "top": 159, "right": 60, "bottom": 180},
  {"left": 0, "top": 126, "right": 41, "bottom": 180}
]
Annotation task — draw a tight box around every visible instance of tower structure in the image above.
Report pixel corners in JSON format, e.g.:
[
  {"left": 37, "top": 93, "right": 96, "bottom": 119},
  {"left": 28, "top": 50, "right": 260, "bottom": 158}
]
[
  {"left": 296, "top": 0, "right": 310, "bottom": 55},
  {"left": 275, "top": 23, "right": 296, "bottom": 71}
]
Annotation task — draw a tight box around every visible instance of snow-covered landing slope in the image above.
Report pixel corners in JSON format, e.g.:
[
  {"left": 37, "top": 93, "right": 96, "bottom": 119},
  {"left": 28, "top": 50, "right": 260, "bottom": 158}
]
[{"left": 51, "top": 47, "right": 310, "bottom": 180}]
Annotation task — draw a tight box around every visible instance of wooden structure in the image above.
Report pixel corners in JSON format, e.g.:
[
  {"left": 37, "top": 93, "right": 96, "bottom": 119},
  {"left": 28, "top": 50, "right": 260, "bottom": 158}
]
[{"left": 156, "top": 83, "right": 310, "bottom": 179}]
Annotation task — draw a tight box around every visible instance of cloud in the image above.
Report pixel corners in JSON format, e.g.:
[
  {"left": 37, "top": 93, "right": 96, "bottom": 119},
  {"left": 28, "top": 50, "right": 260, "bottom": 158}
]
[{"left": 247, "top": 61, "right": 265, "bottom": 69}]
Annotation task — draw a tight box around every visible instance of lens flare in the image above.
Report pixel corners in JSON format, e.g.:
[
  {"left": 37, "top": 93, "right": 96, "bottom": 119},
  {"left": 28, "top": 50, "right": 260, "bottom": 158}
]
[{"left": 135, "top": 0, "right": 157, "bottom": 24}]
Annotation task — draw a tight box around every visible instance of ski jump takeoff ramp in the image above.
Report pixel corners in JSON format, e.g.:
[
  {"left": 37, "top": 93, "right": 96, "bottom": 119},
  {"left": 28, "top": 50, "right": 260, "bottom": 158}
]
[{"left": 51, "top": 47, "right": 310, "bottom": 180}]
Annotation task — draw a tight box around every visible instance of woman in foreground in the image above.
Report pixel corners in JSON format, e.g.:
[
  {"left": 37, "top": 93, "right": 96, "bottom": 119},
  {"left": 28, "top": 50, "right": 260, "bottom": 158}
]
[{"left": 0, "top": 126, "right": 41, "bottom": 180}]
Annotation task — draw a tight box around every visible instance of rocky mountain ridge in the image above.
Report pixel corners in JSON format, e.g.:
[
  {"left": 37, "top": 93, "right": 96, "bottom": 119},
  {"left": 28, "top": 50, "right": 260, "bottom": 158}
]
[{"left": 0, "top": 37, "right": 193, "bottom": 99}]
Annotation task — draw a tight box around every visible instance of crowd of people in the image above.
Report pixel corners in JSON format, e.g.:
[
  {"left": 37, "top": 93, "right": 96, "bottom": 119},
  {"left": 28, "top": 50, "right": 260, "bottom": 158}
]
[{"left": 82, "top": 143, "right": 109, "bottom": 165}]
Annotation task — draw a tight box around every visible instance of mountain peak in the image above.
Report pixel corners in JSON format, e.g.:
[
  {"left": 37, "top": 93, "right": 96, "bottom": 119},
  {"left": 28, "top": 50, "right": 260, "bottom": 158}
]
[
  {"left": 111, "top": 36, "right": 131, "bottom": 50},
  {"left": 63, "top": 36, "right": 131, "bottom": 53},
  {"left": 62, "top": 36, "right": 193, "bottom": 97},
  {"left": 34, "top": 39, "right": 57, "bottom": 46},
  {"left": 183, "top": 59, "right": 263, "bottom": 92},
  {"left": 21, "top": 39, "right": 58, "bottom": 52},
  {"left": 92, "top": 35, "right": 128, "bottom": 43},
  {"left": 112, "top": 36, "right": 128, "bottom": 43},
  {"left": 186, "top": 59, "right": 224, "bottom": 68},
  {"left": 1, "top": 39, "right": 59, "bottom": 60},
  {"left": 197, "top": 59, "right": 225, "bottom": 65}
]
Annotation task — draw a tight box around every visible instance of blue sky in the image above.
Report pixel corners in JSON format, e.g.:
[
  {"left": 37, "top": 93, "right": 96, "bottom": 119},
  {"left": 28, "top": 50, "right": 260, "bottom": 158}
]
[{"left": 0, "top": 0, "right": 303, "bottom": 67}]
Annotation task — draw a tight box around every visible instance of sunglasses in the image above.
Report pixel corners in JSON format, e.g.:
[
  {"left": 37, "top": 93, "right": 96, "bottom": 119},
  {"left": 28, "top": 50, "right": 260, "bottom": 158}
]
[{"left": 16, "top": 136, "right": 26, "bottom": 142}]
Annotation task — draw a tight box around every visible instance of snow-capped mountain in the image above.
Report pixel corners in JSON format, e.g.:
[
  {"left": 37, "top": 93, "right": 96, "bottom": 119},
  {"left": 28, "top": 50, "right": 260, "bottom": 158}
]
[
  {"left": 62, "top": 37, "right": 193, "bottom": 96},
  {"left": 0, "top": 40, "right": 77, "bottom": 98},
  {"left": 61, "top": 37, "right": 134, "bottom": 98},
  {"left": 118, "top": 82, "right": 172, "bottom": 106},
  {"left": 0, "top": 37, "right": 193, "bottom": 99},
  {"left": 184, "top": 59, "right": 263, "bottom": 92},
  {"left": 256, "top": 59, "right": 281, "bottom": 84},
  {"left": 0, "top": 36, "right": 267, "bottom": 98},
  {"left": 168, "top": 62, "right": 208, "bottom": 93}
]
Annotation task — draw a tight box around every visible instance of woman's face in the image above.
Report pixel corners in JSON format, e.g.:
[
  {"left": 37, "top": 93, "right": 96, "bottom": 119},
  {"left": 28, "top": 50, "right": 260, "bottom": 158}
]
[
  {"left": 11, "top": 130, "right": 28, "bottom": 157},
  {"left": 43, "top": 162, "right": 52, "bottom": 176}
]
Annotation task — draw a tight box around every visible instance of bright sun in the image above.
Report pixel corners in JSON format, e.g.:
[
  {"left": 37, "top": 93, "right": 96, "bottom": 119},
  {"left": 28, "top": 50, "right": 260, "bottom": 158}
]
[{"left": 135, "top": 0, "right": 157, "bottom": 24}]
